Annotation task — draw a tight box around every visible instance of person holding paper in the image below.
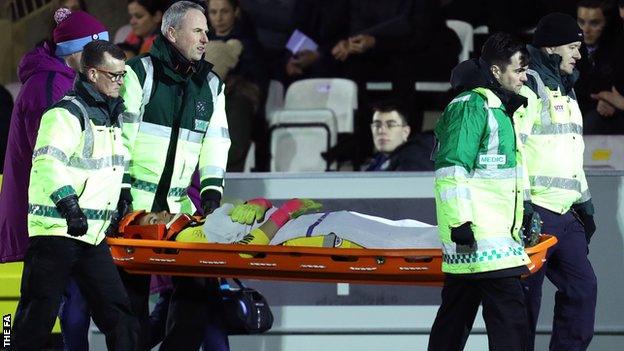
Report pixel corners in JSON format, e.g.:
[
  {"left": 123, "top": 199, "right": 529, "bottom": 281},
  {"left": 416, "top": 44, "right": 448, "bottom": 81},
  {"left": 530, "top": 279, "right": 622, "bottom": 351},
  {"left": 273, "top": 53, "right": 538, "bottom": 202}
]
[{"left": 284, "top": 0, "right": 349, "bottom": 80}]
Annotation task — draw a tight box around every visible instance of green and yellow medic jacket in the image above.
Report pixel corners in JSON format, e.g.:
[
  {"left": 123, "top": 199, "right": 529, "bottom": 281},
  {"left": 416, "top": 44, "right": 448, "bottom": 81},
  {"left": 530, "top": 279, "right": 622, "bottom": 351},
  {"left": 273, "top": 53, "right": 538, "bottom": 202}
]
[
  {"left": 28, "top": 77, "right": 126, "bottom": 245},
  {"left": 434, "top": 88, "right": 530, "bottom": 274},
  {"left": 120, "top": 35, "right": 230, "bottom": 213},
  {"left": 516, "top": 45, "right": 592, "bottom": 215}
]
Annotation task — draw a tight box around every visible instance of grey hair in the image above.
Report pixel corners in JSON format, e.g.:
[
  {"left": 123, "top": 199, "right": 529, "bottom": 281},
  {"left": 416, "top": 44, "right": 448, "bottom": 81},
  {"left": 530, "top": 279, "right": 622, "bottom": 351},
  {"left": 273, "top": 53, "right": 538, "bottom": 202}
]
[{"left": 161, "top": 1, "right": 205, "bottom": 34}]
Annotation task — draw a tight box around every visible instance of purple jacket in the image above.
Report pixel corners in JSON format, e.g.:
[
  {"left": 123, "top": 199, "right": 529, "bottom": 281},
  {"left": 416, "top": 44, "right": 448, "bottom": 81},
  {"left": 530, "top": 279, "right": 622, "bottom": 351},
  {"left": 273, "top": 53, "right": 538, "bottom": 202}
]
[{"left": 0, "top": 42, "right": 75, "bottom": 262}]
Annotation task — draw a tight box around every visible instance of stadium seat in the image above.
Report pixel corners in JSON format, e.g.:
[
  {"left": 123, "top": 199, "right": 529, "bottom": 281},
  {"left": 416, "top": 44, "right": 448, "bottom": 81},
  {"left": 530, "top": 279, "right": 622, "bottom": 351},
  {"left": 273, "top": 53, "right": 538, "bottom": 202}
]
[
  {"left": 265, "top": 79, "right": 285, "bottom": 118},
  {"left": 445, "top": 20, "right": 474, "bottom": 63},
  {"left": 280, "top": 78, "right": 357, "bottom": 133},
  {"left": 269, "top": 109, "right": 338, "bottom": 172}
]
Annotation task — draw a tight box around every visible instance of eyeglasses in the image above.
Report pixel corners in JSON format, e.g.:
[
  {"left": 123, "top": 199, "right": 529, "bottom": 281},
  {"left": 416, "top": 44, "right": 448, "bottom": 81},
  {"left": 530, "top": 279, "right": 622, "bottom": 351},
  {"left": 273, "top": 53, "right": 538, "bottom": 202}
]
[
  {"left": 370, "top": 120, "right": 405, "bottom": 130},
  {"left": 91, "top": 67, "right": 127, "bottom": 82}
]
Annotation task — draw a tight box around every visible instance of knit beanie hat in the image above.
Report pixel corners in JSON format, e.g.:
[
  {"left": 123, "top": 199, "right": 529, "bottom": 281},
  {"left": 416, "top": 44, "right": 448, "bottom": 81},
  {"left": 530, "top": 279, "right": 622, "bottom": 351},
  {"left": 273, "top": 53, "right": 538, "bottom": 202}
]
[
  {"left": 533, "top": 12, "right": 583, "bottom": 47},
  {"left": 53, "top": 8, "right": 109, "bottom": 57}
]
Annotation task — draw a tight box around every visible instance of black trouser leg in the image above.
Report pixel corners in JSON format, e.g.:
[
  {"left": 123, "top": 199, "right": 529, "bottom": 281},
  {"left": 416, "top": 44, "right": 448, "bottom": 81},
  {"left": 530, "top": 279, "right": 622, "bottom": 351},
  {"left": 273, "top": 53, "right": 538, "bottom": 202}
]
[
  {"left": 148, "top": 290, "right": 172, "bottom": 348},
  {"left": 428, "top": 275, "right": 481, "bottom": 351},
  {"left": 12, "top": 237, "right": 76, "bottom": 351},
  {"left": 74, "top": 241, "right": 139, "bottom": 351},
  {"left": 480, "top": 276, "right": 529, "bottom": 351},
  {"left": 118, "top": 268, "right": 152, "bottom": 351},
  {"left": 159, "top": 277, "right": 227, "bottom": 351}
]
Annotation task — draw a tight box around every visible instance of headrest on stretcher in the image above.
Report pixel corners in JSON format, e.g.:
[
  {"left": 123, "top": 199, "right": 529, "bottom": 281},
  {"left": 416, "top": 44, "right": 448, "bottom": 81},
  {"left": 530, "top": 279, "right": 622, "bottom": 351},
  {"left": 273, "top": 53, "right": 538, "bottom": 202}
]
[{"left": 118, "top": 210, "right": 200, "bottom": 241}]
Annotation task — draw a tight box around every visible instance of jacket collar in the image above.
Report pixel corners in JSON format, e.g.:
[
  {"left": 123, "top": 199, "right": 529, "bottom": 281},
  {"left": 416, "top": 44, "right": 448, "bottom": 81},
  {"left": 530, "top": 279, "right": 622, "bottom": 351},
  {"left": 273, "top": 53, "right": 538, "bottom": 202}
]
[
  {"left": 526, "top": 44, "right": 579, "bottom": 94},
  {"left": 74, "top": 74, "right": 125, "bottom": 122},
  {"left": 149, "top": 34, "right": 213, "bottom": 84}
]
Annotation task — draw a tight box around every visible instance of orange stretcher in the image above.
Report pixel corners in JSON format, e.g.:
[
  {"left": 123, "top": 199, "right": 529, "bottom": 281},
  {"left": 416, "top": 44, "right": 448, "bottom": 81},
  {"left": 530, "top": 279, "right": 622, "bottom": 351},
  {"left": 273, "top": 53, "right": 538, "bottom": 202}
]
[{"left": 108, "top": 219, "right": 558, "bottom": 285}]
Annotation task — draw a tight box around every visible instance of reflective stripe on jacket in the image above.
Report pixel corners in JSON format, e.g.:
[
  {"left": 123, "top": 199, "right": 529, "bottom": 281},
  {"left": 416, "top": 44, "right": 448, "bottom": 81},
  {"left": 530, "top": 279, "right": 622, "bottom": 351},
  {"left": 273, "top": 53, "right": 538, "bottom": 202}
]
[{"left": 434, "top": 88, "right": 530, "bottom": 274}]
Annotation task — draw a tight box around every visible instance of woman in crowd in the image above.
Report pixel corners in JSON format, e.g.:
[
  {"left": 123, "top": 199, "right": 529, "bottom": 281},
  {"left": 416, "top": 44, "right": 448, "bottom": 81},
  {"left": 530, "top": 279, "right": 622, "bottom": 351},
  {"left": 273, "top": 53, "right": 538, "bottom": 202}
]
[
  {"left": 122, "top": 0, "right": 165, "bottom": 55},
  {"left": 205, "top": 0, "right": 268, "bottom": 171}
]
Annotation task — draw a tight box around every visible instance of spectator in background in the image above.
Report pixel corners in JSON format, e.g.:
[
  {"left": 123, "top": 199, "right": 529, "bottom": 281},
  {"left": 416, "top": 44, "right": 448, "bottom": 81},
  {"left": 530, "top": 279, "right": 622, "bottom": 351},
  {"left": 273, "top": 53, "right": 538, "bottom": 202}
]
[
  {"left": 0, "top": 8, "right": 109, "bottom": 351},
  {"left": 284, "top": 0, "right": 350, "bottom": 82},
  {"left": 205, "top": 0, "right": 268, "bottom": 172},
  {"left": 365, "top": 101, "right": 434, "bottom": 171},
  {"left": 122, "top": 0, "right": 166, "bottom": 55},
  {"left": 333, "top": 0, "right": 460, "bottom": 82},
  {"left": 0, "top": 85, "right": 13, "bottom": 176},
  {"left": 331, "top": 0, "right": 460, "bottom": 169},
  {"left": 575, "top": 0, "right": 624, "bottom": 134},
  {"left": 239, "top": 0, "right": 297, "bottom": 79}
]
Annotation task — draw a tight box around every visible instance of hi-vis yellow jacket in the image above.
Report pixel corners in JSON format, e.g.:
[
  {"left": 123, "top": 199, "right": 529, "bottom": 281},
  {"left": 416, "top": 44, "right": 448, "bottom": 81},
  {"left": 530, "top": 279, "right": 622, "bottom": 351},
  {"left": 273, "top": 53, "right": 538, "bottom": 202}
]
[
  {"left": 518, "top": 45, "right": 591, "bottom": 214},
  {"left": 434, "top": 87, "right": 531, "bottom": 274},
  {"left": 28, "top": 78, "right": 126, "bottom": 245},
  {"left": 120, "top": 35, "right": 231, "bottom": 213}
]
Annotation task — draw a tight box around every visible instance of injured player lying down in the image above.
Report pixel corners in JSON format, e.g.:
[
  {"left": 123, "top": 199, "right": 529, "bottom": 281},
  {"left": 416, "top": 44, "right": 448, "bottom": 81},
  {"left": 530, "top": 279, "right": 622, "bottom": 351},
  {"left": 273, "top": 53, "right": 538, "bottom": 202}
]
[{"left": 127, "top": 198, "right": 440, "bottom": 249}]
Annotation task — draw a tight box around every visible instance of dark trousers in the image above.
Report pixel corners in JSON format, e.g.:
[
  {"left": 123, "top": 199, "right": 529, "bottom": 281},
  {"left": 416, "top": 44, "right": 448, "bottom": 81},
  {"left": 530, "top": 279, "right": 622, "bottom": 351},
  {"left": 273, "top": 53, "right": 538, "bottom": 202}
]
[
  {"left": 159, "top": 277, "right": 229, "bottom": 351},
  {"left": 59, "top": 279, "right": 90, "bottom": 350},
  {"left": 121, "top": 273, "right": 229, "bottom": 351},
  {"left": 12, "top": 236, "right": 139, "bottom": 351},
  {"left": 428, "top": 275, "right": 529, "bottom": 351},
  {"left": 148, "top": 288, "right": 229, "bottom": 351},
  {"left": 522, "top": 206, "right": 597, "bottom": 351},
  {"left": 119, "top": 269, "right": 152, "bottom": 351}
]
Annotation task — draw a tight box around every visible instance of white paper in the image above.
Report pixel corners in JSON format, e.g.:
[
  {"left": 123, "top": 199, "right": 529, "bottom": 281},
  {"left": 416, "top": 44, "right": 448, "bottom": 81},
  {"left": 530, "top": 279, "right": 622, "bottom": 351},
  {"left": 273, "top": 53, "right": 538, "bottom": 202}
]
[{"left": 285, "top": 29, "right": 318, "bottom": 54}]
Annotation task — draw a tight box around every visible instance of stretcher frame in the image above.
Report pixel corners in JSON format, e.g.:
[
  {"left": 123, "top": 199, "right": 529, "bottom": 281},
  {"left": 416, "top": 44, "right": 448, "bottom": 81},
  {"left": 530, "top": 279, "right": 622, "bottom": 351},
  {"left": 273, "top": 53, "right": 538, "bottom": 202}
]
[{"left": 108, "top": 229, "right": 557, "bottom": 285}]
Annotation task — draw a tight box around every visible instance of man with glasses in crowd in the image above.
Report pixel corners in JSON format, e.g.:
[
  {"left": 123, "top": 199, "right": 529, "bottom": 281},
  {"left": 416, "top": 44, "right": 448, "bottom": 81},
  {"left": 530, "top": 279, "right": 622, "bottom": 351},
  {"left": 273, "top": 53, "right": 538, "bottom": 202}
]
[
  {"left": 11, "top": 40, "right": 139, "bottom": 351},
  {"left": 365, "top": 101, "right": 433, "bottom": 171}
]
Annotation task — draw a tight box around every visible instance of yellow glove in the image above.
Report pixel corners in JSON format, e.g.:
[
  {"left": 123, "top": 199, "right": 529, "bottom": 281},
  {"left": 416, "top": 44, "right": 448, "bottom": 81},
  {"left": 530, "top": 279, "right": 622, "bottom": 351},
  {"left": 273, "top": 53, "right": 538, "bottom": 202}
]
[{"left": 229, "top": 198, "right": 272, "bottom": 225}]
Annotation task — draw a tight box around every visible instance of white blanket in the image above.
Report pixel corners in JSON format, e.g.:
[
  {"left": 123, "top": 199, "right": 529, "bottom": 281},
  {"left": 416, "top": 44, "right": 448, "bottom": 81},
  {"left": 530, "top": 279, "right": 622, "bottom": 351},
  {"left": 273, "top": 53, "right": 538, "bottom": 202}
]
[{"left": 203, "top": 204, "right": 441, "bottom": 249}]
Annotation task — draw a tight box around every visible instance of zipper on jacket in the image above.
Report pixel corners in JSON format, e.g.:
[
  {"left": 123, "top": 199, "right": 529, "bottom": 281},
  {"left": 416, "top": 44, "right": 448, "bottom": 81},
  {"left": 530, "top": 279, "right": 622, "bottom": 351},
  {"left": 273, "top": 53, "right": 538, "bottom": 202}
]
[
  {"left": 509, "top": 115, "right": 519, "bottom": 237},
  {"left": 152, "top": 83, "right": 187, "bottom": 212}
]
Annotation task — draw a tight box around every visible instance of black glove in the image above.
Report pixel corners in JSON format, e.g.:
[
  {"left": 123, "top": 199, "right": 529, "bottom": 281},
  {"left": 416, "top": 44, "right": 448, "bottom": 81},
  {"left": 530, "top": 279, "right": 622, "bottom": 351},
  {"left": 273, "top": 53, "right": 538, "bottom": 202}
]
[
  {"left": 521, "top": 201, "right": 541, "bottom": 247},
  {"left": 56, "top": 195, "right": 88, "bottom": 237},
  {"left": 201, "top": 190, "right": 221, "bottom": 215},
  {"left": 573, "top": 201, "right": 596, "bottom": 243},
  {"left": 105, "top": 188, "right": 133, "bottom": 237},
  {"left": 451, "top": 222, "right": 475, "bottom": 246}
]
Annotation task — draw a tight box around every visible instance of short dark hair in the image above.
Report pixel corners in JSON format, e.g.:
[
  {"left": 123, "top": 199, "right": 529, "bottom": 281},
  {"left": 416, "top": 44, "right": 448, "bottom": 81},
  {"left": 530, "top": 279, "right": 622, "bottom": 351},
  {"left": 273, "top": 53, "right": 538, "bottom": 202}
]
[
  {"left": 128, "top": 0, "right": 166, "bottom": 16},
  {"left": 206, "top": 0, "right": 239, "bottom": 10},
  {"left": 371, "top": 100, "right": 408, "bottom": 125},
  {"left": 481, "top": 32, "right": 529, "bottom": 72},
  {"left": 81, "top": 40, "right": 126, "bottom": 72},
  {"left": 577, "top": 0, "right": 622, "bottom": 42}
]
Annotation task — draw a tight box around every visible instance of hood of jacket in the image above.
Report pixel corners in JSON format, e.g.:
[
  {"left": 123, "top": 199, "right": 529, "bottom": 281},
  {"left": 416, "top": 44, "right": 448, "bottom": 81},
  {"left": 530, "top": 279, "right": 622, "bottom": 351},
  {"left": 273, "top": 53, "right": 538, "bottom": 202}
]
[{"left": 17, "top": 41, "right": 75, "bottom": 84}]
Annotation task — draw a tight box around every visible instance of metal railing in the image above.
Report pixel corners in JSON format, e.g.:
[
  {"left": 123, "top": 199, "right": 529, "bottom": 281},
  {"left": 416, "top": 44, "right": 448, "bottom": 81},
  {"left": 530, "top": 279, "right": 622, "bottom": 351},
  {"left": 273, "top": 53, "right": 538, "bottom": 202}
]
[{"left": 4, "top": 0, "right": 52, "bottom": 21}]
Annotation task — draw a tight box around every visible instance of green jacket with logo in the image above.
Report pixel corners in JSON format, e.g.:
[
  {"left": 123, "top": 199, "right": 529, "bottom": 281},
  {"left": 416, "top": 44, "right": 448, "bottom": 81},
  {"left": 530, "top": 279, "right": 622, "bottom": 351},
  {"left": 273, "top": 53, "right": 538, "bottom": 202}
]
[
  {"left": 434, "top": 87, "right": 530, "bottom": 274},
  {"left": 120, "top": 35, "right": 230, "bottom": 213},
  {"left": 516, "top": 45, "right": 592, "bottom": 215},
  {"left": 28, "top": 76, "right": 126, "bottom": 245}
]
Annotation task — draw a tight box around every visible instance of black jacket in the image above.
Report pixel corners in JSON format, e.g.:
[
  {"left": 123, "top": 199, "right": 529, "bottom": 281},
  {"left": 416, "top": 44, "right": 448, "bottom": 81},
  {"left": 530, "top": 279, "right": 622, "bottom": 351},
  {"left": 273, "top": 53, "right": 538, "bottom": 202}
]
[{"left": 365, "top": 134, "right": 435, "bottom": 171}]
